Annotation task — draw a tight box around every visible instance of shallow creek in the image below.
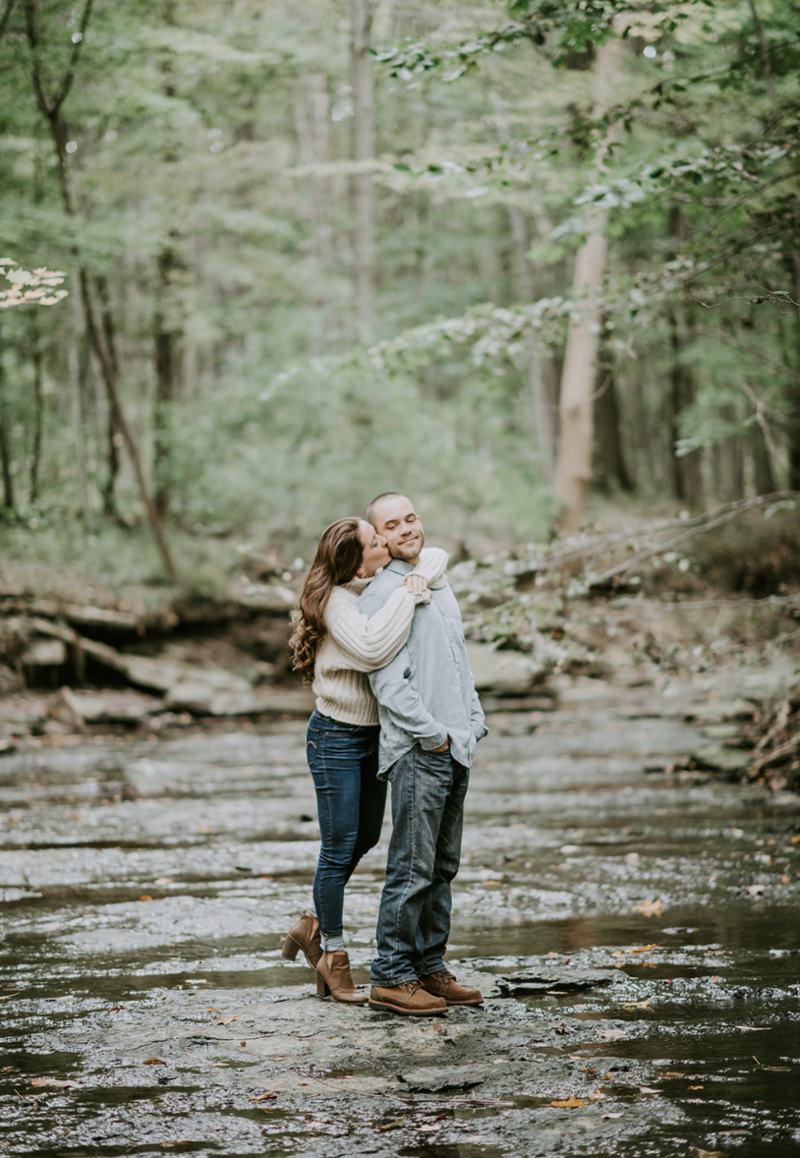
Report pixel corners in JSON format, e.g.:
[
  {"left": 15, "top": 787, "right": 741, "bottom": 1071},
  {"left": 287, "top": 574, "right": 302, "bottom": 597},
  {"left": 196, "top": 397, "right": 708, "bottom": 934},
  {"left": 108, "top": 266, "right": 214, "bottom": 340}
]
[{"left": 1, "top": 669, "right": 798, "bottom": 1157}]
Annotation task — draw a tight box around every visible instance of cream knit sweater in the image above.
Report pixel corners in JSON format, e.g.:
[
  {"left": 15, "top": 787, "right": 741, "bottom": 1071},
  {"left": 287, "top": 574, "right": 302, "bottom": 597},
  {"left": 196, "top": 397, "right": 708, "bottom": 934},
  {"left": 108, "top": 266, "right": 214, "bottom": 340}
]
[{"left": 313, "top": 547, "right": 448, "bottom": 726}]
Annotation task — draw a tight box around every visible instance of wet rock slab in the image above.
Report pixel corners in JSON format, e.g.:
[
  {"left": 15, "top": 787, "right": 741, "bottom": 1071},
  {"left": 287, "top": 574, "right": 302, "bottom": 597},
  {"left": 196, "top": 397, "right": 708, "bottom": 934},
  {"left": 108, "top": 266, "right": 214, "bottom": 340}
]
[{"left": 1, "top": 670, "right": 799, "bottom": 1156}]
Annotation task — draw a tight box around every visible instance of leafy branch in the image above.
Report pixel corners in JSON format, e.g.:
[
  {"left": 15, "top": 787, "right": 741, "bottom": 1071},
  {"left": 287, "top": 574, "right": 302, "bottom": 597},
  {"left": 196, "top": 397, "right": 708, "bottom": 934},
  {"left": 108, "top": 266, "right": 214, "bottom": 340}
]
[{"left": 0, "top": 259, "right": 68, "bottom": 309}]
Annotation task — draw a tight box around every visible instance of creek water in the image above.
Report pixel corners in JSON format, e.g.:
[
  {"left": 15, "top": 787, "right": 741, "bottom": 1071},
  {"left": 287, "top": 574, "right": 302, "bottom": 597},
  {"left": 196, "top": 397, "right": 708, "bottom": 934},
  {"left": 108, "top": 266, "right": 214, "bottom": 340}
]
[{"left": 0, "top": 670, "right": 798, "bottom": 1157}]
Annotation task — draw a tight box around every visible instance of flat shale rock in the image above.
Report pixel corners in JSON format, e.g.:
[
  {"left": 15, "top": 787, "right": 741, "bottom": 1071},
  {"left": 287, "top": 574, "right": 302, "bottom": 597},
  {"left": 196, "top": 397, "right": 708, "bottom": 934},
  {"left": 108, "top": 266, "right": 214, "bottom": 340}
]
[
  {"left": 398, "top": 1065, "right": 486, "bottom": 1093},
  {"left": 466, "top": 642, "right": 539, "bottom": 696},
  {"left": 492, "top": 967, "right": 619, "bottom": 998},
  {"left": 693, "top": 744, "right": 752, "bottom": 773}
]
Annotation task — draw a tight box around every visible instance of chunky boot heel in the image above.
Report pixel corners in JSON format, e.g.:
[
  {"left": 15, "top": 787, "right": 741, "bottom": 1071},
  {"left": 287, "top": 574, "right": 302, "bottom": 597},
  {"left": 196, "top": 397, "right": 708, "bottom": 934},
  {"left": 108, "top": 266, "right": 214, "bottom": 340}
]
[
  {"left": 281, "top": 935, "right": 300, "bottom": 961},
  {"left": 282, "top": 912, "right": 322, "bottom": 968},
  {"left": 315, "top": 951, "right": 368, "bottom": 1004}
]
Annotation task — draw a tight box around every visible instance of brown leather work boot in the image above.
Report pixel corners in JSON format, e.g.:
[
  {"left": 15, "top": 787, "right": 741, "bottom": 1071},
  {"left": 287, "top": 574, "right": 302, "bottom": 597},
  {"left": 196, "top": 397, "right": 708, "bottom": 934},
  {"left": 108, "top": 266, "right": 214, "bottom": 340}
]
[
  {"left": 281, "top": 911, "right": 322, "bottom": 969},
  {"left": 418, "top": 969, "right": 483, "bottom": 1006},
  {"left": 368, "top": 979, "right": 447, "bottom": 1016},
  {"left": 315, "top": 951, "right": 368, "bottom": 1004}
]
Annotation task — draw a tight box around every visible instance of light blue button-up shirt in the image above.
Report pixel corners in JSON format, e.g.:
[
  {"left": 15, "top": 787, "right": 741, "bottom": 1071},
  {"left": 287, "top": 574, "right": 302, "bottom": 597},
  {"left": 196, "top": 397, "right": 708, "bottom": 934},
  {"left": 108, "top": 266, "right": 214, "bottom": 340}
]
[{"left": 358, "top": 558, "right": 487, "bottom": 778}]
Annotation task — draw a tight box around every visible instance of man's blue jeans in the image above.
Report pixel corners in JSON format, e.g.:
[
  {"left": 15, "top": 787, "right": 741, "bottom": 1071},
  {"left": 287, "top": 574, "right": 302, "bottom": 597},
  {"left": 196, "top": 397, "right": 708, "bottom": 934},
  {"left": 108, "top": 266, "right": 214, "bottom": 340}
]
[
  {"left": 306, "top": 710, "right": 387, "bottom": 939},
  {"left": 371, "top": 745, "right": 469, "bottom": 986}
]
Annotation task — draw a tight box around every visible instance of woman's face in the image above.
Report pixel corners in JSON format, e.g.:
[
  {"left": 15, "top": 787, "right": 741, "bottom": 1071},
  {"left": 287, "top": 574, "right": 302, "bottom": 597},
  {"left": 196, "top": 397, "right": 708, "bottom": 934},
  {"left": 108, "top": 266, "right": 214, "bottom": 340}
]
[{"left": 357, "top": 520, "right": 391, "bottom": 577}]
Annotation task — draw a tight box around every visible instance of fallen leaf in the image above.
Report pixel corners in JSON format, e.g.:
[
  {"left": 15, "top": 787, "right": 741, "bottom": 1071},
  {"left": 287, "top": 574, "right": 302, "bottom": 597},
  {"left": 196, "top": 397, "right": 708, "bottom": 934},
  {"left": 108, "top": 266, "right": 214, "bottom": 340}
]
[
  {"left": 659, "top": 1072, "right": 686, "bottom": 1078},
  {"left": 31, "top": 1078, "right": 78, "bottom": 1088},
  {"left": 139, "top": 895, "right": 153, "bottom": 903},
  {"left": 612, "top": 950, "right": 626, "bottom": 957},
  {"left": 623, "top": 999, "right": 653, "bottom": 1010},
  {"left": 553, "top": 1021, "right": 571, "bottom": 1035},
  {"left": 249, "top": 1092, "right": 277, "bottom": 1102},
  {"left": 550, "top": 1097, "right": 588, "bottom": 1109},
  {"left": 639, "top": 1086, "right": 659, "bottom": 1094},
  {"left": 588, "top": 1090, "right": 606, "bottom": 1101},
  {"left": 212, "top": 1062, "right": 229, "bottom": 1067},
  {"left": 603, "top": 1112, "right": 625, "bottom": 1119},
  {"left": 418, "top": 1124, "right": 443, "bottom": 1132},
  {"left": 631, "top": 943, "right": 661, "bottom": 954},
  {"left": 693, "top": 1149, "right": 724, "bottom": 1157},
  {"left": 216, "top": 1017, "right": 238, "bottom": 1025},
  {"left": 579, "top": 1068, "right": 597, "bottom": 1074},
  {"left": 688, "top": 1084, "right": 704, "bottom": 1090},
  {"left": 143, "top": 1058, "right": 166, "bottom": 1066},
  {"left": 378, "top": 1119, "right": 404, "bottom": 1132},
  {"left": 432, "top": 1023, "right": 443, "bottom": 1032},
  {"left": 735, "top": 1025, "right": 769, "bottom": 1032},
  {"left": 633, "top": 899, "right": 662, "bottom": 917}
]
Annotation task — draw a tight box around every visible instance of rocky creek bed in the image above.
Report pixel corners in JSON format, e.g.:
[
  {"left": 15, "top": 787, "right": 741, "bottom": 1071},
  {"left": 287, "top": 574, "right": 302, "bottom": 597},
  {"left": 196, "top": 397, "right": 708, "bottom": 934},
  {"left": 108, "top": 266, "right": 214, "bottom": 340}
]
[{"left": 1, "top": 665, "right": 799, "bottom": 1157}]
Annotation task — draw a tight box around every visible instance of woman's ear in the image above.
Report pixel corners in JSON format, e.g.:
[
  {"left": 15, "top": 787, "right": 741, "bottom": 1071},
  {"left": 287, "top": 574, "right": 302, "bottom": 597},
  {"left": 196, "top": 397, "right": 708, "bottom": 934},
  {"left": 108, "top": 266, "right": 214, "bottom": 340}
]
[{"left": 355, "top": 564, "right": 365, "bottom": 578}]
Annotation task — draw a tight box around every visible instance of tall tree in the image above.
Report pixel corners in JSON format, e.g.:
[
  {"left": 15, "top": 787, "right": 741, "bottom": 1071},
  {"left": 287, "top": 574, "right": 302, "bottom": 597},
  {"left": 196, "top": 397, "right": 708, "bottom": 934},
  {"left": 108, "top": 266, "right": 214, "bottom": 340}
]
[
  {"left": 351, "top": 0, "right": 376, "bottom": 343},
  {"left": 553, "top": 18, "right": 627, "bottom": 531},
  {"left": 22, "top": 0, "right": 180, "bottom": 582}
]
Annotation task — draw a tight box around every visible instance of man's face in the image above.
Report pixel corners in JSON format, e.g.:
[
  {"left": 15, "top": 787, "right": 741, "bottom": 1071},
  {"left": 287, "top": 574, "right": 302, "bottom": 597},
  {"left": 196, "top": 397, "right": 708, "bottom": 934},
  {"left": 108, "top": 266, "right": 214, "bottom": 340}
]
[{"left": 371, "top": 495, "right": 425, "bottom": 564}]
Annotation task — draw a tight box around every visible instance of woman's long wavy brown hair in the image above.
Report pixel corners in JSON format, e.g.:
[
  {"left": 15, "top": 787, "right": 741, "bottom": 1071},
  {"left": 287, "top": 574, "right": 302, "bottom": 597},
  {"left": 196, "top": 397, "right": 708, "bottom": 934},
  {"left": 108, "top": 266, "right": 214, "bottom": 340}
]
[{"left": 289, "top": 518, "right": 365, "bottom": 684}]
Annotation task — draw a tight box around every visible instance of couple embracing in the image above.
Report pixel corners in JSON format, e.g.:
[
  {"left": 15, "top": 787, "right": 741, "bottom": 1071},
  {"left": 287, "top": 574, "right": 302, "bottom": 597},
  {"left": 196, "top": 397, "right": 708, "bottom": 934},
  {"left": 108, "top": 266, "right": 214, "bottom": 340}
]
[{"left": 284, "top": 493, "right": 487, "bottom": 1016}]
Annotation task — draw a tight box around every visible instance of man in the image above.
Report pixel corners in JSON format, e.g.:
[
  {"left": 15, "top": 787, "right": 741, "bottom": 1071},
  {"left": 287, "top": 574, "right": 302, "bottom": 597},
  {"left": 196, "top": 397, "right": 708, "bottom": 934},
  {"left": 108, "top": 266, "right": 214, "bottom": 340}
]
[{"left": 358, "top": 493, "right": 487, "bottom": 1016}]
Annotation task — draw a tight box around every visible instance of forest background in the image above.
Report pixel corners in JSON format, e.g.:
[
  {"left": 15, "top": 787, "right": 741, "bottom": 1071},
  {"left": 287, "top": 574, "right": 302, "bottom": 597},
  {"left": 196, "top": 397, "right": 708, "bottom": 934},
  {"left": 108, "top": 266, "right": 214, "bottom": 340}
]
[{"left": 0, "top": 0, "right": 799, "bottom": 593}]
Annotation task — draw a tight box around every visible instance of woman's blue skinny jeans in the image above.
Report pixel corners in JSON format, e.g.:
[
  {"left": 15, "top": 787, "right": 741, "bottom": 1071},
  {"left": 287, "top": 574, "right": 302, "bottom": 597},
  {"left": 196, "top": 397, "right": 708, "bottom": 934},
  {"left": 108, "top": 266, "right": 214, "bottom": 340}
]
[{"left": 306, "top": 709, "right": 387, "bottom": 939}]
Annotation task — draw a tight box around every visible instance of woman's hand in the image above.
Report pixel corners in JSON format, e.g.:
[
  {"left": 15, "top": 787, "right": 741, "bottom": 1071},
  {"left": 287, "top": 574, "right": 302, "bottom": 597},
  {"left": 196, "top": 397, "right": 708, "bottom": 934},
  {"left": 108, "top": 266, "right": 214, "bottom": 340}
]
[{"left": 404, "top": 574, "right": 429, "bottom": 597}]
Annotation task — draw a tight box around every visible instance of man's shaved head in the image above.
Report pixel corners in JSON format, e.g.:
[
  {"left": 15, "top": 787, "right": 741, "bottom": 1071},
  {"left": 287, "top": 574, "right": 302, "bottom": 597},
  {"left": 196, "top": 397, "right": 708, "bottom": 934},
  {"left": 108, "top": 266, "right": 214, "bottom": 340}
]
[{"left": 366, "top": 492, "right": 403, "bottom": 528}]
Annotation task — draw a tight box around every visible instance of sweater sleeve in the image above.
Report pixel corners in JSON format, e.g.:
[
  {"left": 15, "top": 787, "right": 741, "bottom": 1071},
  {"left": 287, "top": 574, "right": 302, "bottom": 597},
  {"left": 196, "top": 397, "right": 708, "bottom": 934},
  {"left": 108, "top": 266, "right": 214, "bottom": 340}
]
[
  {"left": 410, "top": 546, "right": 448, "bottom": 589},
  {"left": 324, "top": 584, "right": 420, "bottom": 672}
]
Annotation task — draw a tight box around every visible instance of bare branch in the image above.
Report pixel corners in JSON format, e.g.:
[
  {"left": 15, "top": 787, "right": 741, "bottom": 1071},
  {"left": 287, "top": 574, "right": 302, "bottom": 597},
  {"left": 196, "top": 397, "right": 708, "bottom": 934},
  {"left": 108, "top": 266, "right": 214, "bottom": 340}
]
[
  {"left": 692, "top": 325, "right": 800, "bottom": 386},
  {"left": 747, "top": 0, "right": 779, "bottom": 119},
  {"left": 51, "top": 0, "right": 94, "bottom": 114},
  {"left": 23, "top": 0, "right": 94, "bottom": 117},
  {"left": 0, "top": 0, "right": 18, "bottom": 42},
  {"left": 591, "top": 493, "right": 800, "bottom": 582}
]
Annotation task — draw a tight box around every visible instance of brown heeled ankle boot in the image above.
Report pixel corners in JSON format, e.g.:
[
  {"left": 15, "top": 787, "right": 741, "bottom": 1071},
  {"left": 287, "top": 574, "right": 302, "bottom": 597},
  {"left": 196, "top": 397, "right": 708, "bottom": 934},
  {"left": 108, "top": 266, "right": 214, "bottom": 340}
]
[
  {"left": 315, "top": 950, "right": 368, "bottom": 1004},
  {"left": 281, "top": 912, "right": 322, "bottom": 969}
]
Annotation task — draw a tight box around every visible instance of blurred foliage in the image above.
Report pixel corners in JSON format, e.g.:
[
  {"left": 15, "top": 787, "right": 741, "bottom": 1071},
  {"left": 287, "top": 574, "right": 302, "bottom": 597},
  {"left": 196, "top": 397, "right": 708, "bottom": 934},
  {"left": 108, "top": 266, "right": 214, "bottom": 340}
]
[{"left": 0, "top": 0, "right": 798, "bottom": 585}]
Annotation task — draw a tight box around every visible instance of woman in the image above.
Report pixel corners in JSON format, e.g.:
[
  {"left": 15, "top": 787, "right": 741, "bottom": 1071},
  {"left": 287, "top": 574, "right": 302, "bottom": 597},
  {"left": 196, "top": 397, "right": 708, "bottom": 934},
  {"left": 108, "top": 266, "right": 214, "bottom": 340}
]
[{"left": 284, "top": 516, "right": 447, "bottom": 1003}]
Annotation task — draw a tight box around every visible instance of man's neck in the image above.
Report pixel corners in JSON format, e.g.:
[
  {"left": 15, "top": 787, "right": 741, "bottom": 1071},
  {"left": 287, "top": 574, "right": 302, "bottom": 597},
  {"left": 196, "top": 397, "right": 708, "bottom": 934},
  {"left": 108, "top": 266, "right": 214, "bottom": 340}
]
[{"left": 389, "top": 555, "right": 417, "bottom": 570}]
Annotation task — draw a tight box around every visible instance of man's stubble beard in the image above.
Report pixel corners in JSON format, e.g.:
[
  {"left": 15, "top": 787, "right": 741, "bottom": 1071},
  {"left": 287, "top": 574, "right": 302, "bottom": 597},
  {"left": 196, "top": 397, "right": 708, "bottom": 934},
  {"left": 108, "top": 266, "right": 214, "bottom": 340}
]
[{"left": 390, "top": 528, "right": 425, "bottom": 562}]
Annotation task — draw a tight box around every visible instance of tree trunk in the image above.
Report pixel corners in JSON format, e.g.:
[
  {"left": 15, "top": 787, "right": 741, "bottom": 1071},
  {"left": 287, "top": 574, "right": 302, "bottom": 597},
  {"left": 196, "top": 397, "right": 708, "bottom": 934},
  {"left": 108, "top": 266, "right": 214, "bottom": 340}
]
[
  {"left": 669, "top": 309, "right": 703, "bottom": 508},
  {"left": 508, "top": 206, "right": 535, "bottom": 302},
  {"left": 153, "top": 246, "right": 181, "bottom": 520},
  {"left": 94, "top": 277, "right": 120, "bottom": 517},
  {"left": 351, "top": 0, "right": 376, "bottom": 344},
  {"left": 68, "top": 286, "right": 92, "bottom": 524},
  {"left": 553, "top": 22, "right": 627, "bottom": 531},
  {"left": 29, "top": 311, "right": 43, "bottom": 504},
  {"left": 293, "top": 73, "right": 333, "bottom": 354},
  {"left": 0, "top": 320, "right": 14, "bottom": 511},
  {"left": 751, "top": 421, "right": 776, "bottom": 494},
  {"left": 787, "top": 249, "right": 800, "bottom": 489},
  {"left": 592, "top": 324, "right": 633, "bottom": 493}
]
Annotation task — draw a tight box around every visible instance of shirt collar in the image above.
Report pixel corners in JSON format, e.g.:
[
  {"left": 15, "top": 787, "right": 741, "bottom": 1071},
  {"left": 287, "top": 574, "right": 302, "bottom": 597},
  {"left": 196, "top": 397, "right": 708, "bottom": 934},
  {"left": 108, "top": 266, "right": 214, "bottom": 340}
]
[{"left": 386, "top": 558, "right": 413, "bottom": 575}]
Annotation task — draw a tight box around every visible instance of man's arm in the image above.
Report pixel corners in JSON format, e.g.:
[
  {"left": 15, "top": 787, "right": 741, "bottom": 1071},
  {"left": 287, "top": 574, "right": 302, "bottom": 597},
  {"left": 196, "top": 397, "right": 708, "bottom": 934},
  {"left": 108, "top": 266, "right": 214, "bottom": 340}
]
[
  {"left": 471, "top": 685, "right": 488, "bottom": 742},
  {"left": 366, "top": 642, "right": 449, "bottom": 751}
]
